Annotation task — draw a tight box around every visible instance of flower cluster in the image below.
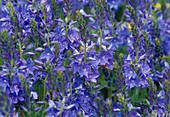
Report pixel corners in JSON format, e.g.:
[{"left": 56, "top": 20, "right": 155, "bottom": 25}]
[{"left": 0, "top": 0, "right": 169, "bottom": 117}]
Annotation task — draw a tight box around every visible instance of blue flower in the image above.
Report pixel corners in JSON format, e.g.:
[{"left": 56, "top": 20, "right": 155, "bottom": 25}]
[
  {"left": 71, "top": 91, "right": 95, "bottom": 116},
  {"left": 0, "top": 76, "right": 10, "bottom": 91},
  {"left": 107, "top": 0, "right": 125, "bottom": 11},
  {"left": 19, "top": 58, "right": 34, "bottom": 77},
  {"left": 72, "top": 77, "right": 83, "bottom": 89},
  {"left": 124, "top": 67, "right": 139, "bottom": 88},
  {"left": 87, "top": 72, "right": 99, "bottom": 83},
  {"left": 124, "top": 67, "right": 137, "bottom": 79},
  {"left": 0, "top": 87, "right": 15, "bottom": 117},
  {"left": 9, "top": 90, "right": 24, "bottom": 104},
  {"left": 138, "top": 75, "right": 148, "bottom": 88},
  {"left": 124, "top": 66, "right": 149, "bottom": 88},
  {"left": 139, "top": 62, "right": 150, "bottom": 76},
  {"left": 45, "top": 98, "right": 75, "bottom": 117},
  {"left": 127, "top": 102, "right": 141, "bottom": 117},
  {"left": 99, "top": 51, "right": 113, "bottom": 66},
  {"left": 45, "top": 100, "right": 59, "bottom": 116},
  {"left": 110, "top": 37, "right": 123, "bottom": 48},
  {"left": 10, "top": 77, "right": 21, "bottom": 95},
  {"left": 62, "top": 106, "right": 78, "bottom": 117},
  {"left": 59, "top": 39, "right": 69, "bottom": 52},
  {"left": 67, "top": 29, "right": 80, "bottom": 43},
  {"left": 78, "top": 62, "right": 91, "bottom": 78},
  {"left": 40, "top": 47, "right": 54, "bottom": 61}
]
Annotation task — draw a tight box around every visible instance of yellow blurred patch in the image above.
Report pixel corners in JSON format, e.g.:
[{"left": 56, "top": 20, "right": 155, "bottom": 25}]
[
  {"left": 105, "top": 66, "right": 109, "bottom": 69},
  {"left": 154, "top": 2, "right": 161, "bottom": 10},
  {"left": 104, "top": 63, "right": 109, "bottom": 69},
  {"left": 76, "top": 10, "right": 80, "bottom": 14},
  {"left": 162, "top": 55, "right": 170, "bottom": 59},
  {"left": 123, "top": 22, "right": 132, "bottom": 30},
  {"left": 166, "top": 3, "right": 170, "bottom": 9},
  {"left": 127, "top": 22, "right": 132, "bottom": 30},
  {"left": 151, "top": 54, "right": 154, "bottom": 58},
  {"left": 80, "top": 46, "right": 83, "bottom": 51},
  {"left": 2, "top": 29, "right": 7, "bottom": 33},
  {"left": 155, "top": 38, "right": 159, "bottom": 41}
]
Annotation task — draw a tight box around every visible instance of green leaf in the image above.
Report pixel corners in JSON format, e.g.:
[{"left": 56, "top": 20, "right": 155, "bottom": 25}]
[
  {"left": 97, "top": 81, "right": 109, "bottom": 91},
  {"left": 115, "top": 4, "right": 126, "bottom": 22},
  {"left": 162, "top": 56, "right": 170, "bottom": 63},
  {"left": 33, "top": 80, "right": 44, "bottom": 101}
]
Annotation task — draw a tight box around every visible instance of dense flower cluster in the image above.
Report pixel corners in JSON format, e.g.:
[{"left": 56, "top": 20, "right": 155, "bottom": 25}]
[{"left": 0, "top": 0, "right": 169, "bottom": 117}]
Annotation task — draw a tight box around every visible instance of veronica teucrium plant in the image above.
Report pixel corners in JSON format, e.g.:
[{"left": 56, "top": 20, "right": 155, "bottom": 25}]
[{"left": 0, "top": 0, "right": 169, "bottom": 117}]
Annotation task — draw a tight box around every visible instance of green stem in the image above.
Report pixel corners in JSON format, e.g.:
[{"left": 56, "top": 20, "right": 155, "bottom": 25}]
[
  {"left": 29, "top": 98, "right": 31, "bottom": 117},
  {"left": 65, "top": 11, "right": 70, "bottom": 39},
  {"left": 47, "top": 33, "right": 50, "bottom": 47},
  {"left": 84, "top": 43, "right": 86, "bottom": 62},
  {"left": 10, "top": 57, "right": 14, "bottom": 84},
  {"left": 100, "top": 29, "right": 102, "bottom": 50},
  {"left": 59, "top": 100, "right": 64, "bottom": 117},
  {"left": 145, "top": 46, "right": 149, "bottom": 63},
  {"left": 18, "top": 39, "right": 23, "bottom": 61},
  {"left": 41, "top": 4, "right": 50, "bottom": 47},
  {"left": 35, "top": 0, "right": 39, "bottom": 15},
  {"left": 16, "top": 0, "right": 19, "bottom": 8},
  {"left": 109, "top": 70, "right": 113, "bottom": 100},
  {"left": 135, "top": 87, "right": 140, "bottom": 100},
  {"left": 44, "top": 20, "right": 50, "bottom": 47},
  {"left": 70, "top": 81, "right": 73, "bottom": 99},
  {"left": 113, "top": 70, "right": 117, "bottom": 102},
  {"left": 110, "top": 17, "right": 115, "bottom": 37},
  {"left": 109, "top": 109, "right": 112, "bottom": 117},
  {"left": 26, "top": 81, "right": 28, "bottom": 93},
  {"left": 44, "top": 75, "right": 47, "bottom": 99},
  {"left": 136, "top": 47, "right": 139, "bottom": 62}
]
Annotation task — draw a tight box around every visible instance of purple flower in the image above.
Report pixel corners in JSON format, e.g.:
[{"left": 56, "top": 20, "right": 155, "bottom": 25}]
[
  {"left": 72, "top": 77, "right": 84, "bottom": 88},
  {"left": 157, "top": 90, "right": 165, "bottom": 99},
  {"left": 19, "top": 57, "right": 34, "bottom": 77},
  {"left": 79, "top": 9, "right": 91, "bottom": 17},
  {"left": 124, "top": 67, "right": 137, "bottom": 79},
  {"left": 31, "top": 91, "right": 38, "bottom": 100},
  {"left": 0, "top": 86, "right": 15, "bottom": 117},
  {"left": 87, "top": 72, "right": 99, "bottom": 83},
  {"left": 26, "top": 52, "right": 35, "bottom": 55},
  {"left": 10, "top": 77, "right": 21, "bottom": 95},
  {"left": 124, "top": 66, "right": 149, "bottom": 88},
  {"left": 99, "top": 51, "right": 113, "bottom": 65},
  {"left": 107, "top": 0, "right": 125, "bottom": 11},
  {"left": 71, "top": 91, "right": 95, "bottom": 116},
  {"left": 35, "top": 106, "right": 42, "bottom": 111},
  {"left": 35, "top": 47, "right": 44, "bottom": 52},
  {"left": 138, "top": 75, "right": 148, "bottom": 88},
  {"left": 45, "top": 99, "right": 57, "bottom": 112},
  {"left": 45, "top": 98, "right": 75, "bottom": 117},
  {"left": 124, "top": 67, "right": 139, "bottom": 88},
  {"left": 9, "top": 90, "right": 24, "bottom": 104},
  {"left": 40, "top": 47, "right": 54, "bottom": 61},
  {"left": 110, "top": 37, "right": 123, "bottom": 48},
  {"left": 67, "top": 29, "right": 80, "bottom": 43},
  {"left": 139, "top": 62, "right": 150, "bottom": 76},
  {"left": 59, "top": 39, "right": 69, "bottom": 52},
  {"left": 78, "top": 62, "right": 91, "bottom": 78},
  {"left": 0, "top": 76, "right": 10, "bottom": 91}
]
